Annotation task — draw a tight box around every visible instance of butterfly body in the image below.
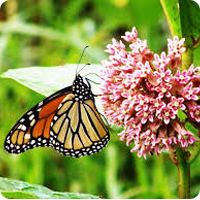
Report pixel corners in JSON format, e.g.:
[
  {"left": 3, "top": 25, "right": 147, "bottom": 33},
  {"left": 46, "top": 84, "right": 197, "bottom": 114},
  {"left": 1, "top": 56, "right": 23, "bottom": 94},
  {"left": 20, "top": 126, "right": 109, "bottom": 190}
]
[{"left": 5, "top": 74, "right": 109, "bottom": 158}]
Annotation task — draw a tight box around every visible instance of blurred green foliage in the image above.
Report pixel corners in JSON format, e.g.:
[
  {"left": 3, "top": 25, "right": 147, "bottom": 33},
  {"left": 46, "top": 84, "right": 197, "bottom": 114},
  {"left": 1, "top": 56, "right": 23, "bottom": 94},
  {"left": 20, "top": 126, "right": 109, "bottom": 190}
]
[{"left": 0, "top": 0, "right": 200, "bottom": 198}]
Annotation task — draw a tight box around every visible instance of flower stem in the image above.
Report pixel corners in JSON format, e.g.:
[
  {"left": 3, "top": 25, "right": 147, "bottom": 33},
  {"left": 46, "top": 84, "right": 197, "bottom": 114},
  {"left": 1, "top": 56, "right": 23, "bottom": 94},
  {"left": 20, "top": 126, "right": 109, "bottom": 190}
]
[{"left": 176, "top": 148, "right": 191, "bottom": 199}]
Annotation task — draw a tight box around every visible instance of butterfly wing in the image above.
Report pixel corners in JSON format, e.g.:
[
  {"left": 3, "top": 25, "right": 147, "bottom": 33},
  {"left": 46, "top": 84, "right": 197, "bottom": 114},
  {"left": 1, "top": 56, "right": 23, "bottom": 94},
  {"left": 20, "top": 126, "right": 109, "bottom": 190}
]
[
  {"left": 5, "top": 74, "right": 110, "bottom": 157},
  {"left": 50, "top": 98, "right": 109, "bottom": 157},
  {"left": 4, "top": 86, "right": 73, "bottom": 154}
]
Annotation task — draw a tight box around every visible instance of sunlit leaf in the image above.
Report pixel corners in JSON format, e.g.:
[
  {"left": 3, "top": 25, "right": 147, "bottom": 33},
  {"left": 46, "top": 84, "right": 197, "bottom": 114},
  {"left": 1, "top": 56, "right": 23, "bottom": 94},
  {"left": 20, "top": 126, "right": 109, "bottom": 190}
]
[
  {"left": 1, "top": 191, "right": 39, "bottom": 199},
  {"left": 1, "top": 64, "right": 104, "bottom": 113},
  {"left": 177, "top": 109, "right": 187, "bottom": 122},
  {"left": 0, "top": 177, "right": 100, "bottom": 199},
  {"left": 160, "top": 0, "right": 181, "bottom": 36},
  {"left": 185, "top": 121, "right": 199, "bottom": 137}
]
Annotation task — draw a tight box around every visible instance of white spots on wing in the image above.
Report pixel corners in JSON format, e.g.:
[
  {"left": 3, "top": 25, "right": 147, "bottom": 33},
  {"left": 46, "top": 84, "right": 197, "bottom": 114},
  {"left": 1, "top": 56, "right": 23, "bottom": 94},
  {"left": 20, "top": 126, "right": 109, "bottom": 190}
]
[
  {"left": 58, "top": 104, "right": 62, "bottom": 109},
  {"left": 18, "top": 124, "right": 22, "bottom": 129},
  {"left": 21, "top": 125, "right": 26, "bottom": 131},
  {"left": 50, "top": 131, "right": 54, "bottom": 136},
  {"left": 31, "top": 140, "right": 35, "bottom": 145},
  {"left": 29, "top": 114, "right": 34, "bottom": 121},
  {"left": 53, "top": 116, "right": 58, "bottom": 121},
  {"left": 86, "top": 148, "right": 90, "bottom": 151},
  {"left": 17, "top": 124, "right": 27, "bottom": 131},
  {"left": 30, "top": 119, "right": 36, "bottom": 126},
  {"left": 27, "top": 111, "right": 33, "bottom": 115},
  {"left": 20, "top": 118, "right": 25, "bottom": 123},
  {"left": 38, "top": 101, "right": 43, "bottom": 107},
  {"left": 24, "top": 134, "right": 31, "bottom": 140}
]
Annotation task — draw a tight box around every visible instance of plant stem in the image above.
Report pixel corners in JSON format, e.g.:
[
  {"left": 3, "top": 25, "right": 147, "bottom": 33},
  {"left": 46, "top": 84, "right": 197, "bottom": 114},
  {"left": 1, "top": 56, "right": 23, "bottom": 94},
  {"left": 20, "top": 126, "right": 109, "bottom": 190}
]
[
  {"left": 176, "top": 148, "right": 190, "bottom": 198},
  {"left": 105, "top": 144, "right": 120, "bottom": 199}
]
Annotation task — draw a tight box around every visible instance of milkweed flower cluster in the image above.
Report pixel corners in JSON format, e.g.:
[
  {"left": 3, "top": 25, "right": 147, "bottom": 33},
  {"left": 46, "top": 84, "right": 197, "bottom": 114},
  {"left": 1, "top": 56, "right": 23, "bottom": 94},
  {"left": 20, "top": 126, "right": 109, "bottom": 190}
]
[{"left": 101, "top": 27, "right": 200, "bottom": 159}]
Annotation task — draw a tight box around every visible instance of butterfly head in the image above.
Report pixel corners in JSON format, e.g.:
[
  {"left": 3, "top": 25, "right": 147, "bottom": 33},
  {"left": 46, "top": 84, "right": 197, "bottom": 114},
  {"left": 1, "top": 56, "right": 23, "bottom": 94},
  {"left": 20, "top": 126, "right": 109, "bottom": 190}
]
[{"left": 72, "top": 74, "right": 93, "bottom": 102}]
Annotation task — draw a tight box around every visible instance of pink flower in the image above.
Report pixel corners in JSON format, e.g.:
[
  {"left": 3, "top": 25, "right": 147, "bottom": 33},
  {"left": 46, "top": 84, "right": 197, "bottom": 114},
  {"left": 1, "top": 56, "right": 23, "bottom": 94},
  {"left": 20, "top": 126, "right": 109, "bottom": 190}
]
[
  {"left": 171, "top": 121, "right": 198, "bottom": 148},
  {"left": 168, "top": 96, "right": 186, "bottom": 114},
  {"left": 175, "top": 70, "right": 191, "bottom": 84},
  {"left": 157, "top": 106, "right": 176, "bottom": 124},
  {"left": 153, "top": 138, "right": 169, "bottom": 155},
  {"left": 167, "top": 36, "right": 186, "bottom": 69},
  {"left": 153, "top": 52, "right": 170, "bottom": 69},
  {"left": 154, "top": 67, "right": 172, "bottom": 83},
  {"left": 105, "top": 38, "right": 125, "bottom": 55},
  {"left": 135, "top": 61, "right": 151, "bottom": 77},
  {"left": 130, "top": 39, "right": 148, "bottom": 55},
  {"left": 189, "top": 104, "right": 200, "bottom": 122},
  {"left": 167, "top": 36, "right": 186, "bottom": 58},
  {"left": 177, "top": 130, "right": 198, "bottom": 148},
  {"left": 154, "top": 82, "right": 172, "bottom": 98},
  {"left": 121, "top": 27, "right": 138, "bottom": 42},
  {"left": 149, "top": 97, "right": 166, "bottom": 113},
  {"left": 182, "top": 82, "right": 199, "bottom": 100},
  {"left": 101, "top": 27, "right": 199, "bottom": 158}
]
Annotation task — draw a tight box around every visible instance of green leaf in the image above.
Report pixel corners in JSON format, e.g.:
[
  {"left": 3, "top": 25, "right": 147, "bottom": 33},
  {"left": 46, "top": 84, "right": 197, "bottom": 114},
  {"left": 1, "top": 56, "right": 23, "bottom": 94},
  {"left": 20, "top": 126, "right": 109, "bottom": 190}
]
[
  {"left": 1, "top": 64, "right": 104, "bottom": 113},
  {"left": 177, "top": 109, "right": 187, "bottom": 122},
  {"left": 179, "top": 0, "right": 200, "bottom": 39},
  {"left": 185, "top": 121, "right": 199, "bottom": 137},
  {"left": 0, "top": 177, "right": 100, "bottom": 199},
  {"left": 1, "top": 191, "right": 39, "bottom": 199},
  {"left": 160, "top": 0, "right": 181, "bottom": 36},
  {"left": 110, "top": 125, "right": 123, "bottom": 134}
]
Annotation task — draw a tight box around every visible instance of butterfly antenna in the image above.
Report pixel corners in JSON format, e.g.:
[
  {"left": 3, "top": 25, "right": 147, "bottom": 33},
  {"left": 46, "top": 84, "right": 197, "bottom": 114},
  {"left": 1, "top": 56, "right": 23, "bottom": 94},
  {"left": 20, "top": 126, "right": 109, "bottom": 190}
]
[
  {"left": 85, "top": 77, "right": 101, "bottom": 85},
  {"left": 76, "top": 45, "right": 89, "bottom": 75},
  {"left": 77, "top": 63, "right": 91, "bottom": 74},
  {"left": 83, "top": 73, "right": 103, "bottom": 80}
]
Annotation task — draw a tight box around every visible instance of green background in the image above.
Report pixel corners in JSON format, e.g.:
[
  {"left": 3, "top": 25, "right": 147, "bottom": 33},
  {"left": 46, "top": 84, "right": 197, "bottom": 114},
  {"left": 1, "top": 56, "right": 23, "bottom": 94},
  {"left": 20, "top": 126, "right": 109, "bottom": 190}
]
[{"left": 0, "top": 0, "right": 200, "bottom": 198}]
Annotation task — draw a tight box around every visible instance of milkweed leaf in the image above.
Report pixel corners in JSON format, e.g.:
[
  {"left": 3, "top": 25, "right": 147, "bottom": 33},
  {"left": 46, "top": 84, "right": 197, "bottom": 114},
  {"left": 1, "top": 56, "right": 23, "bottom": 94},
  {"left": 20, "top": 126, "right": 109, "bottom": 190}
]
[{"left": 0, "top": 177, "right": 100, "bottom": 199}]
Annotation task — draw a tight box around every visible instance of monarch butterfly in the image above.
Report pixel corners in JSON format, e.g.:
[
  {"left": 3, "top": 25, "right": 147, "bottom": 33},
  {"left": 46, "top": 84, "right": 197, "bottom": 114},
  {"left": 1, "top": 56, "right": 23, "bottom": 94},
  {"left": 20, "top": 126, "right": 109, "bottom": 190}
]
[{"left": 4, "top": 58, "right": 109, "bottom": 158}]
